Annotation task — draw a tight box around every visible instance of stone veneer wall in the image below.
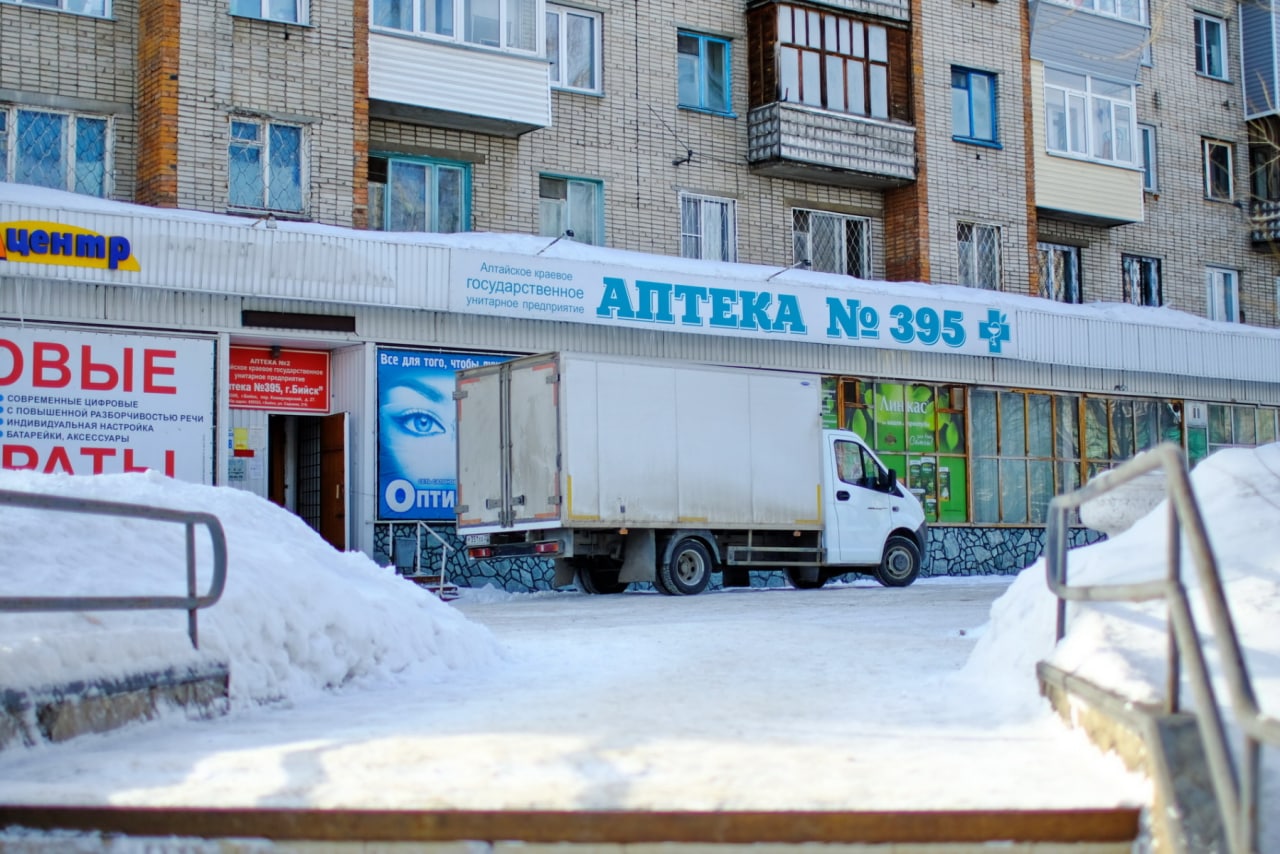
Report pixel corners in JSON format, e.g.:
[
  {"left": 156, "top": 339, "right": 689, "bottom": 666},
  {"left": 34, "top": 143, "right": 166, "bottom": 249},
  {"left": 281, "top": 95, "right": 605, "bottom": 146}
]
[{"left": 374, "top": 524, "right": 1105, "bottom": 594}]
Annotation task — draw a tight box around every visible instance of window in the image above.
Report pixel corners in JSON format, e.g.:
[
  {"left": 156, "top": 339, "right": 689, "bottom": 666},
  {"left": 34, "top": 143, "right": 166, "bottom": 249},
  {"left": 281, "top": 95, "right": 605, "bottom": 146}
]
[
  {"left": 1037, "top": 243, "right": 1081, "bottom": 303},
  {"left": 842, "top": 381, "right": 968, "bottom": 523},
  {"left": 680, "top": 193, "right": 736, "bottom": 261},
  {"left": 0, "top": 0, "right": 108, "bottom": 15},
  {"left": 371, "top": 0, "right": 538, "bottom": 53},
  {"left": 951, "top": 68, "right": 997, "bottom": 145},
  {"left": 368, "top": 155, "right": 469, "bottom": 233},
  {"left": 1194, "top": 14, "right": 1227, "bottom": 79},
  {"left": 230, "top": 0, "right": 304, "bottom": 23},
  {"left": 793, "top": 209, "right": 870, "bottom": 277},
  {"left": 957, "top": 221, "right": 1001, "bottom": 289},
  {"left": 678, "top": 32, "right": 731, "bottom": 114},
  {"left": 228, "top": 119, "right": 304, "bottom": 212},
  {"left": 1122, "top": 255, "right": 1162, "bottom": 306},
  {"left": 1044, "top": 0, "right": 1144, "bottom": 24},
  {"left": 775, "top": 5, "right": 890, "bottom": 119},
  {"left": 1139, "top": 124, "right": 1157, "bottom": 192},
  {"left": 539, "top": 175, "right": 602, "bottom": 245},
  {"left": 1203, "top": 138, "right": 1234, "bottom": 201},
  {"left": 1206, "top": 266, "right": 1239, "bottom": 322},
  {"left": 969, "top": 390, "right": 1180, "bottom": 523},
  {"left": 0, "top": 105, "right": 110, "bottom": 197},
  {"left": 1206, "top": 404, "right": 1278, "bottom": 454},
  {"left": 546, "top": 5, "right": 600, "bottom": 92},
  {"left": 1044, "top": 69, "right": 1135, "bottom": 165}
]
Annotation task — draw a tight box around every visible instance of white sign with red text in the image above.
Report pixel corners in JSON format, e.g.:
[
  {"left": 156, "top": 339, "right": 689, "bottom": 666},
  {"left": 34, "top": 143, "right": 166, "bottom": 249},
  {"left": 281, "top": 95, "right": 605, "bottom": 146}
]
[{"left": 0, "top": 327, "right": 215, "bottom": 482}]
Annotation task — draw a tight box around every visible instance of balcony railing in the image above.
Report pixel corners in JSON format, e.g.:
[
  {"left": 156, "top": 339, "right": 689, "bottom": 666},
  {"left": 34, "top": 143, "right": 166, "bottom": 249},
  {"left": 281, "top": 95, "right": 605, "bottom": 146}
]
[{"left": 747, "top": 102, "right": 915, "bottom": 189}]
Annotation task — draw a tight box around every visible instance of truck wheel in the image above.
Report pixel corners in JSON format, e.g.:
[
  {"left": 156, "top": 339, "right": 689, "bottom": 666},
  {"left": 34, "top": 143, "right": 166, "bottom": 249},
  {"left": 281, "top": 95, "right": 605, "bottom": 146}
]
[
  {"left": 875, "top": 536, "right": 921, "bottom": 587},
  {"left": 573, "top": 560, "right": 628, "bottom": 595},
  {"left": 785, "top": 568, "right": 826, "bottom": 590},
  {"left": 659, "top": 539, "right": 713, "bottom": 595}
]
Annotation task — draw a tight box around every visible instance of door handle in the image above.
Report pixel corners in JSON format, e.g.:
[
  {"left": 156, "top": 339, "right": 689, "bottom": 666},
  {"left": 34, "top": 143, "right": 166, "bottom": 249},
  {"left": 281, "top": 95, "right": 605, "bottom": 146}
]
[{"left": 836, "top": 490, "right": 850, "bottom": 501}]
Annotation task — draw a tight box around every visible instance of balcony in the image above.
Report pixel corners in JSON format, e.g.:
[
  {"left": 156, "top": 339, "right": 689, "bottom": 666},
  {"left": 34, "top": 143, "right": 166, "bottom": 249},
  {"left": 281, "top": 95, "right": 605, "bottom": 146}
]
[
  {"left": 746, "top": 102, "right": 915, "bottom": 189},
  {"left": 1250, "top": 200, "right": 1280, "bottom": 244},
  {"left": 368, "top": 31, "right": 551, "bottom": 137}
]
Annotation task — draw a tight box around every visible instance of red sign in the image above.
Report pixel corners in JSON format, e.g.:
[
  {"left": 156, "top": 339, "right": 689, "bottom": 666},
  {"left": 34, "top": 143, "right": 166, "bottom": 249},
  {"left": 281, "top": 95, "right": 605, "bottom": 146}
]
[{"left": 229, "top": 347, "right": 329, "bottom": 412}]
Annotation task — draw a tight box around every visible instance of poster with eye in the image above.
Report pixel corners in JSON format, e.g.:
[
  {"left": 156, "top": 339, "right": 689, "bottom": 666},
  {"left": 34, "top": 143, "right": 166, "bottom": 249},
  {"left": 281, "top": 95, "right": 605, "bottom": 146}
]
[{"left": 376, "top": 348, "right": 509, "bottom": 521}]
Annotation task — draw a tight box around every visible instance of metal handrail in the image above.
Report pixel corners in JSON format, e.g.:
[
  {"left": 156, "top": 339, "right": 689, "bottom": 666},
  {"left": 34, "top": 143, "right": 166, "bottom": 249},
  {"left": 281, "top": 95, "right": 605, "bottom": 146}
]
[
  {"left": 1045, "top": 442, "right": 1280, "bottom": 854},
  {"left": 418, "top": 521, "right": 453, "bottom": 589},
  {"left": 0, "top": 488, "right": 228, "bottom": 650}
]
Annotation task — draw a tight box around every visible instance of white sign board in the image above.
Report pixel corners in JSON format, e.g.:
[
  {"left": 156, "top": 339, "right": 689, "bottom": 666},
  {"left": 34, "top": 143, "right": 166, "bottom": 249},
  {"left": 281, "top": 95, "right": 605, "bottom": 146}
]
[
  {"left": 0, "top": 326, "right": 216, "bottom": 482},
  {"left": 449, "top": 250, "right": 1016, "bottom": 358}
]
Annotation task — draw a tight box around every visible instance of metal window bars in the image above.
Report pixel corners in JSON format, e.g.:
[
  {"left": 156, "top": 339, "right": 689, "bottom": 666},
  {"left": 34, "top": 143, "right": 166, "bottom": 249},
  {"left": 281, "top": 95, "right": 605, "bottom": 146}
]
[{"left": 1044, "top": 442, "right": 1280, "bottom": 854}]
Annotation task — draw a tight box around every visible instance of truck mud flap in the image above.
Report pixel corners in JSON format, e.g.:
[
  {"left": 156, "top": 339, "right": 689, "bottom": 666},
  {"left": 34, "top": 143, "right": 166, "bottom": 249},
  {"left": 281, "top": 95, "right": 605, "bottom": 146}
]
[{"left": 619, "top": 530, "right": 656, "bottom": 583}]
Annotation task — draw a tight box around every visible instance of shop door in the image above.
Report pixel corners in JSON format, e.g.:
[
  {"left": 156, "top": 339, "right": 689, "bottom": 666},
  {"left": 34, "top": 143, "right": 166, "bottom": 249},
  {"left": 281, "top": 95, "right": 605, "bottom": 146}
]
[
  {"left": 319, "top": 412, "right": 348, "bottom": 551},
  {"left": 267, "top": 413, "right": 348, "bottom": 552}
]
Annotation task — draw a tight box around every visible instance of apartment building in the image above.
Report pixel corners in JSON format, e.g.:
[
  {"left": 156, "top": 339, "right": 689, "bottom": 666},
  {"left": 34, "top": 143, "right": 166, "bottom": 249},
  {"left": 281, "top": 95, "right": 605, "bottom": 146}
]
[{"left": 3, "top": 0, "right": 1280, "bottom": 589}]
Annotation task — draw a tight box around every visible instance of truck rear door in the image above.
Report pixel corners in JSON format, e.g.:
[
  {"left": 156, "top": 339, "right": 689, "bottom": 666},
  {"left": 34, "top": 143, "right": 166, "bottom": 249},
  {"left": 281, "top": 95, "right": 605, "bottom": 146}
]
[{"left": 456, "top": 355, "right": 561, "bottom": 530}]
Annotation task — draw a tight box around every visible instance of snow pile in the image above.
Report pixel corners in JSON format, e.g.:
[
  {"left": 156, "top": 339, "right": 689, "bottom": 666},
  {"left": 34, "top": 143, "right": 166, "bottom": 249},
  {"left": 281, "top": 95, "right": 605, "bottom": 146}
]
[
  {"left": 961, "top": 444, "right": 1280, "bottom": 849},
  {"left": 0, "top": 470, "right": 501, "bottom": 704}
]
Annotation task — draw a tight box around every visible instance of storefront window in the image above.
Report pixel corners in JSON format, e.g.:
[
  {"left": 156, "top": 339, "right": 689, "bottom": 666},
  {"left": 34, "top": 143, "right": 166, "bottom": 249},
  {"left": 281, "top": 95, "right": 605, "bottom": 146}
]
[
  {"left": 841, "top": 380, "right": 966, "bottom": 523},
  {"left": 972, "top": 390, "right": 1180, "bottom": 524},
  {"left": 1204, "top": 403, "right": 1279, "bottom": 455}
]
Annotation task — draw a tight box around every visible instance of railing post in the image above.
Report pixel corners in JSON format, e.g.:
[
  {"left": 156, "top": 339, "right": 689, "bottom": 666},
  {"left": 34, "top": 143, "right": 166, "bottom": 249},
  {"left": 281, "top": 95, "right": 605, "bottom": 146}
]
[
  {"left": 1165, "top": 497, "right": 1180, "bottom": 715},
  {"left": 186, "top": 521, "right": 199, "bottom": 649}
]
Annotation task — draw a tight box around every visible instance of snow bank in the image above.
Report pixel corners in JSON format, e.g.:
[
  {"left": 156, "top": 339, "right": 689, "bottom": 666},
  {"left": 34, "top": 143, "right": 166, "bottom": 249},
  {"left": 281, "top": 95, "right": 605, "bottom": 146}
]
[{"left": 0, "top": 471, "right": 501, "bottom": 705}]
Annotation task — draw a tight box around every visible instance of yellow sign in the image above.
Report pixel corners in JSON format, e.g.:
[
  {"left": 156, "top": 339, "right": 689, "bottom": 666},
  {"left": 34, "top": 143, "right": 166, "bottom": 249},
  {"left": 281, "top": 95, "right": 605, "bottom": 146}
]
[{"left": 0, "top": 220, "right": 141, "bottom": 272}]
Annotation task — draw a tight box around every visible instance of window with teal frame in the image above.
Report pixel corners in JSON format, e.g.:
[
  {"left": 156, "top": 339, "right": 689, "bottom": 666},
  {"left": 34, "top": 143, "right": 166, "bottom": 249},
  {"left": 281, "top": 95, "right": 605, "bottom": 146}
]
[{"left": 369, "top": 154, "right": 471, "bottom": 234}]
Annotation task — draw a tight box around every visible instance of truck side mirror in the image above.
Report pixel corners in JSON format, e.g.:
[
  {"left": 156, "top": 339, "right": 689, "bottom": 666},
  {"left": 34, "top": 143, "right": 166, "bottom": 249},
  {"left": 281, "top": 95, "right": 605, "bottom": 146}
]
[{"left": 883, "top": 468, "right": 898, "bottom": 492}]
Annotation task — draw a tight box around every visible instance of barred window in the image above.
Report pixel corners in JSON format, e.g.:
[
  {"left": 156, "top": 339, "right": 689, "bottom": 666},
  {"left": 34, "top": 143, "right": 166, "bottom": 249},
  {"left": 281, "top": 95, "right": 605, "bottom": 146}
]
[
  {"left": 793, "top": 209, "right": 870, "bottom": 277},
  {"left": 0, "top": 105, "right": 110, "bottom": 197},
  {"left": 1122, "top": 255, "right": 1162, "bottom": 306},
  {"left": 957, "top": 221, "right": 1001, "bottom": 289},
  {"left": 680, "top": 193, "right": 736, "bottom": 261},
  {"left": 1037, "top": 242, "right": 1081, "bottom": 303},
  {"left": 228, "top": 119, "right": 304, "bottom": 212}
]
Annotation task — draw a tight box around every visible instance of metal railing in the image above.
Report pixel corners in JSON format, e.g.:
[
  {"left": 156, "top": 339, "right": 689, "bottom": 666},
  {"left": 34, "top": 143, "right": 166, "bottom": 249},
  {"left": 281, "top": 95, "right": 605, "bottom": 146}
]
[
  {"left": 382, "top": 520, "right": 454, "bottom": 591},
  {"left": 1045, "top": 442, "right": 1280, "bottom": 854},
  {"left": 0, "top": 488, "right": 228, "bottom": 650}
]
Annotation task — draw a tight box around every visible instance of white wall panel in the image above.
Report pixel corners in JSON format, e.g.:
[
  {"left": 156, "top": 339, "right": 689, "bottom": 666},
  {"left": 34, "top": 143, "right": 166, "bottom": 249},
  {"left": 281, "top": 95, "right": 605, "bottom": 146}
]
[{"left": 368, "top": 32, "right": 550, "bottom": 129}]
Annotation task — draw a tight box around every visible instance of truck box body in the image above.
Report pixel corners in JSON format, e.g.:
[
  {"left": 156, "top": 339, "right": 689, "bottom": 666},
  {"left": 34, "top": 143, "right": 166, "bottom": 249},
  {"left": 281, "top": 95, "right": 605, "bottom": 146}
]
[
  {"left": 456, "top": 352, "right": 825, "bottom": 535},
  {"left": 456, "top": 352, "right": 926, "bottom": 594}
]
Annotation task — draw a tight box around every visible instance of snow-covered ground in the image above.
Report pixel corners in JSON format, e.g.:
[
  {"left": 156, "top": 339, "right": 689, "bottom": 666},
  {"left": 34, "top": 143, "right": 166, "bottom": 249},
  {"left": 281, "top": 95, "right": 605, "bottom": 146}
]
[{"left": 0, "top": 444, "right": 1277, "bottom": 848}]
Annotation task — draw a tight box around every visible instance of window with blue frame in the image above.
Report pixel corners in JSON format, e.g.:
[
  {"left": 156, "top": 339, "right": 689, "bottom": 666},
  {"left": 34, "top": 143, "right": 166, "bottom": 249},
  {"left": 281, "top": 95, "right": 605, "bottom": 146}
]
[
  {"left": 229, "top": 119, "right": 305, "bottom": 212},
  {"left": 1, "top": 105, "right": 110, "bottom": 197},
  {"left": 369, "top": 155, "right": 470, "bottom": 233},
  {"left": 677, "top": 31, "right": 731, "bottom": 114},
  {"left": 951, "top": 67, "right": 997, "bottom": 145},
  {"left": 230, "top": 0, "right": 306, "bottom": 24},
  {"left": 0, "top": 0, "right": 109, "bottom": 16}
]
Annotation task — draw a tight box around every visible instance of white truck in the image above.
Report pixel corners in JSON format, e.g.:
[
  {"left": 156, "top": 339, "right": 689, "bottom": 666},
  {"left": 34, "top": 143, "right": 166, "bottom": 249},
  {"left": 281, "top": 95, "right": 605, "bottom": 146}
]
[{"left": 454, "top": 352, "right": 927, "bottom": 595}]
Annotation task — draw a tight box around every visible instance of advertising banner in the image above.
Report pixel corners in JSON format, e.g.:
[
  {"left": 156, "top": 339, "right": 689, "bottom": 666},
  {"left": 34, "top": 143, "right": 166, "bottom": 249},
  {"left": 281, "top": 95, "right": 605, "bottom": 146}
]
[
  {"left": 450, "top": 249, "right": 1016, "bottom": 358},
  {"left": 848, "top": 382, "right": 968, "bottom": 523},
  {"left": 229, "top": 346, "right": 330, "bottom": 413},
  {"left": 0, "top": 327, "right": 215, "bottom": 482},
  {"left": 377, "top": 348, "right": 508, "bottom": 521}
]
